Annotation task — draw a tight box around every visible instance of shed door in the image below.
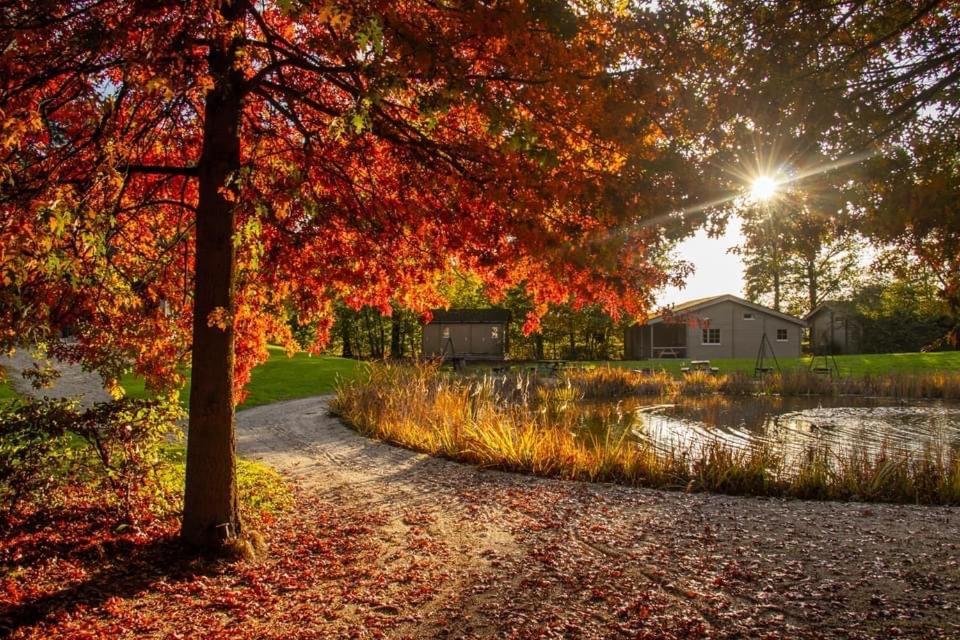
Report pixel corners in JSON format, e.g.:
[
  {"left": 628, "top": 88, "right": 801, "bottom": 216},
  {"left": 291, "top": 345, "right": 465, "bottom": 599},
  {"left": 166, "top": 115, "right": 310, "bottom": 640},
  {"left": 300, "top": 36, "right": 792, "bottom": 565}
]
[
  {"left": 470, "top": 324, "right": 502, "bottom": 355},
  {"left": 447, "top": 325, "right": 471, "bottom": 355}
]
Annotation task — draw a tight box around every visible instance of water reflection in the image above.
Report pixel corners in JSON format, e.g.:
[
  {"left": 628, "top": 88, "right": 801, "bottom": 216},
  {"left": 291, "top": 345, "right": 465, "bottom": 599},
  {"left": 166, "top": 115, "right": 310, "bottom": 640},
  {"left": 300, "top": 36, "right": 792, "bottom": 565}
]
[{"left": 582, "top": 396, "right": 960, "bottom": 462}]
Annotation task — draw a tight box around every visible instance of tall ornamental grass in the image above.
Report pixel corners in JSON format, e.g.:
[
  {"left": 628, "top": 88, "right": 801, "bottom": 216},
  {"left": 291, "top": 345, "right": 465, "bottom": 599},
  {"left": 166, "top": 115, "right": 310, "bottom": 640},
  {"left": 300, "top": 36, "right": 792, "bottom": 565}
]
[{"left": 333, "top": 363, "right": 960, "bottom": 505}]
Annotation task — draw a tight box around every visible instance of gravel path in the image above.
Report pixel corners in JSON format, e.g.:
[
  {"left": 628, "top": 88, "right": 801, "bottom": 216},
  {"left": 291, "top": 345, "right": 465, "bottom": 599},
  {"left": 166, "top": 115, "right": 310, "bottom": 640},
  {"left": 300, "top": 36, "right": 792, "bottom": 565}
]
[
  {"left": 239, "top": 397, "right": 960, "bottom": 639},
  {"left": 0, "top": 347, "right": 110, "bottom": 406},
  {"left": 5, "top": 352, "right": 959, "bottom": 637}
]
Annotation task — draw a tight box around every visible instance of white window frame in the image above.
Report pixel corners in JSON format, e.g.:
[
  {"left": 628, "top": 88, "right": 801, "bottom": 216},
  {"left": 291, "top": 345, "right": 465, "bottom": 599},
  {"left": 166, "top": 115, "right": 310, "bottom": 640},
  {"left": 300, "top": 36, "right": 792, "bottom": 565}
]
[
  {"left": 776, "top": 328, "right": 788, "bottom": 342},
  {"left": 701, "top": 328, "right": 721, "bottom": 345},
  {"left": 743, "top": 312, "right": 755, "bottom": 320}
]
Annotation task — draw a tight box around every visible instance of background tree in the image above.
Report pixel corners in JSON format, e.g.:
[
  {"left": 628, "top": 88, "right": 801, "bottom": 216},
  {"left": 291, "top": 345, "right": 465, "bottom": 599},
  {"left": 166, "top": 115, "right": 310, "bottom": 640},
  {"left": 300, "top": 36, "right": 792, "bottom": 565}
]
[
  {"left": 849, "top": 254, "right": 952, "bottom": 353},
  {"left": 734, "top": 188, "right": 861, "bottom": 317},
  {"left": 852, "top": 127, "right": 960, "bottom": 347},
  {"left": 0, "top": 1, "right": 709, "bottom": 549},
  {"left": 710, "top": 1, "right": 960, "bottom": 327}
]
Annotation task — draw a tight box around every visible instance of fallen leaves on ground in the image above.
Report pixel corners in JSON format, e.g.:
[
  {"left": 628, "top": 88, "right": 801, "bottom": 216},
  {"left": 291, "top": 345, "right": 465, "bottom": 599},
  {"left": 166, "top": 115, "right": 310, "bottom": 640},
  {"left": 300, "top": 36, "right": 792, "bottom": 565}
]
[{"left": 2, "top": 475, "right": 959, "bottom": 639}]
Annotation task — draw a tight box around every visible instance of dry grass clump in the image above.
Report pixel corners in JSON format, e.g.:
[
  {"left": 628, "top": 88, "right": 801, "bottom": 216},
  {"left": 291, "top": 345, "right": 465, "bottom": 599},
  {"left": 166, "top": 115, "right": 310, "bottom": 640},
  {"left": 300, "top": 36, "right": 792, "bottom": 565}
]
[
  {"left": 765, "top": 370, "right": 960, "bottom": 399},
  {"left": 563, "top": 366, "right": 960, "bottom": 400},
  {"left": 567, "top": 367, "right": 674, "bottom": 398},
  {"left": 333, "top": 363, "right": 960, "bottom": 505}
]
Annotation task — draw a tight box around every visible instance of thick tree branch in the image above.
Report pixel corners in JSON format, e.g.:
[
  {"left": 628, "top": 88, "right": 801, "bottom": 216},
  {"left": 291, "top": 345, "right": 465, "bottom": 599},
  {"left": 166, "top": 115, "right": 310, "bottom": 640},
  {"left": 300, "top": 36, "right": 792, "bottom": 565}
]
[{"left": 120, "top": 164, "right": 198, "bottom": 177}]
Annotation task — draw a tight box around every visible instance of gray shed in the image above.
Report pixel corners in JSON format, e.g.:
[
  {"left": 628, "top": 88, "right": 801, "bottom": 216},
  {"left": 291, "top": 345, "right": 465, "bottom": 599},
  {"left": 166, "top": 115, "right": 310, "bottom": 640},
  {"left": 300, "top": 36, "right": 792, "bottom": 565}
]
[
  {"left": 805, "top": 301, "right": 863, "bottom": 354},
  {"left": 421, "top": 309, "right": 510, "bottom": 360},
  {"left": 624, "top": 294, "right": 805, "bottom": 360}
]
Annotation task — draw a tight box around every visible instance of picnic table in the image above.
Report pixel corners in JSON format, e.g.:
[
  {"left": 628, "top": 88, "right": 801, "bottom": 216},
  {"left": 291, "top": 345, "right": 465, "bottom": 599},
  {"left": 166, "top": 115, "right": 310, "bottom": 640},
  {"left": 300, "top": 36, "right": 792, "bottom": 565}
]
[
  {"left": 681, "top": 360, "right": 720, "bottom": 374},
  {"left": 653, "top": 347, "right": 681, "bottom": 358},
  {"left": 489, "top": 361, "right": 574, "bottom": 375}
]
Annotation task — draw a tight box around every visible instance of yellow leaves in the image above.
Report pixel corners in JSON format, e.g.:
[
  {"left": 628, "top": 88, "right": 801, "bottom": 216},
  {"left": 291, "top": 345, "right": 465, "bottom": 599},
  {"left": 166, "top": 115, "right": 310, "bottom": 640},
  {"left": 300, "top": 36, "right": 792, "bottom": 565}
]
[
  {"left": 315, "top": 2, "right": 351, "bottom": 29},
  {"left": 207, "top": 307, "right": 234, "bottom": 332},
  {"left": 217, "top": 185, "right": 238, "bottom": 203},
  {"left": 145, "top": 75, "right": 175, "bottom": 100},
  {"left": 0, "top": 109, "right": 43, "bottom": 150}
]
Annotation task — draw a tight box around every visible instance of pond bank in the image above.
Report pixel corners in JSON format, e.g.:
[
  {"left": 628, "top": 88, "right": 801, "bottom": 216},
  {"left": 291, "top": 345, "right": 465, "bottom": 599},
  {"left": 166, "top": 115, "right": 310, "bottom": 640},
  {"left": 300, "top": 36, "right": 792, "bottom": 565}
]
[
  {"left": 238, "top": 396, "right": 960, "bottom": 638},
  {"left": 335, "top": 364, "right": 960, "bottom": 505}
]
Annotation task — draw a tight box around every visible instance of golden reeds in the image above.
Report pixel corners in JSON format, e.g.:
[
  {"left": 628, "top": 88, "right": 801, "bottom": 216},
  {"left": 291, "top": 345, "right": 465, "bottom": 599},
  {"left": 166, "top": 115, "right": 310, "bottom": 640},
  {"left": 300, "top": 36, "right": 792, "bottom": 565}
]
[{"left": 333, "top": 363, "right": 960, "bottom": 505}]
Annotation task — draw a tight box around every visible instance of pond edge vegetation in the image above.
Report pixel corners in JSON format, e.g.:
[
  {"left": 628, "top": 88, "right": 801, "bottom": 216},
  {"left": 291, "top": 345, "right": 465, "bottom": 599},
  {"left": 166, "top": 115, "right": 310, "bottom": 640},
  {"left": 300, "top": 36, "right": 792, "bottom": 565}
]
[{"left": 333, "top": 363, "right": 960, "bottom": 506}]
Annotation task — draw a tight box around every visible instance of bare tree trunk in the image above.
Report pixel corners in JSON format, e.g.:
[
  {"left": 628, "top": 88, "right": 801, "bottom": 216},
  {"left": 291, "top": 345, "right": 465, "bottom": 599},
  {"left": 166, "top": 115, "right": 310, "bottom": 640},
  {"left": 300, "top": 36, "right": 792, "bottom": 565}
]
[
  {"left": 807, "top": 258, "right": 818, "bottom": 315},
  {"left": 341, "top": 315, "right": 353, "bottom": 359},
  {"left": 772, "top": 267, "right": 781, "bottom": 312},
  {"left": 534, "top": 333, "right": 544, "bottom": 360},
  {"left": 181, "top": 20, "right": 244, "bottom": 549},
  {"left": 390, "top": 312, "right": 402, "bottom": 359}
]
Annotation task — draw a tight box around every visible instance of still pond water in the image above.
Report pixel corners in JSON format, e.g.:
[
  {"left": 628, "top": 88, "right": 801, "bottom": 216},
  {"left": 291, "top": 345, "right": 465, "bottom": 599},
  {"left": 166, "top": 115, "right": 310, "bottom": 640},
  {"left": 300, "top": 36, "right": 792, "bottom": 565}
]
[{"left": 585, "top": 396, "right": 960, "bottom": 461}]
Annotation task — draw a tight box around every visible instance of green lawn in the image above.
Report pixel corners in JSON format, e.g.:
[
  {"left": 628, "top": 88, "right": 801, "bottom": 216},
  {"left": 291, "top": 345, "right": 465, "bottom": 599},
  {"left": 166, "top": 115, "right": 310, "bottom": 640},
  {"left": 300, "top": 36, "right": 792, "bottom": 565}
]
[
  {"left": 0, "top": 379, "right": 18, "bottom": 400},
  {"left": 602, "top": 351, "right": 960, "bottom": 377},
  {"left": 121, "top": 346, "right": 368, "bottom": 408}
]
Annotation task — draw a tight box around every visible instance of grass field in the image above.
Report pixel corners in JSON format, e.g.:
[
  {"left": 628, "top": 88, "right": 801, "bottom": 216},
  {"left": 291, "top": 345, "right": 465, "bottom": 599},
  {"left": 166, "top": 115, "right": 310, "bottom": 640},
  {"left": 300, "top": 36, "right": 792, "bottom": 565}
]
[
  {"left": 121, "top": 345, "right": 368, "bottom": 408},
  {"left": 600, "top": 351, "right": 960, "bottom": 377},
  {"left": 0, "top": 379, "right": 17, "bottom": 400}
]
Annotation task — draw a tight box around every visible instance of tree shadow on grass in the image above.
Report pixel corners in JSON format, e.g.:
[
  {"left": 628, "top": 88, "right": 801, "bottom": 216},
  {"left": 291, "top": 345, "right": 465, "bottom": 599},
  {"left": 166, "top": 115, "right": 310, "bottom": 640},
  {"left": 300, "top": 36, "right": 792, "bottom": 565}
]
[{"left": 0, "top": 504, "right": 226, "bottom": 637}]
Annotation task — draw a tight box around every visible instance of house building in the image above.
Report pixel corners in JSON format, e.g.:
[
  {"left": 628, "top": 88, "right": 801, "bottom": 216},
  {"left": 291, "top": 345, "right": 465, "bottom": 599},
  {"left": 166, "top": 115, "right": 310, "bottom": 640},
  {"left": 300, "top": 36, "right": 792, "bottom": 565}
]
[
  {"left": 624, "top": 294, "right": 804, "bottom": 360},
  {"left": 421, "top": 309, "right": 510, "bottom": 360},
  {"left": 805, "top": 301, "right": 863, "bottom": 355}
]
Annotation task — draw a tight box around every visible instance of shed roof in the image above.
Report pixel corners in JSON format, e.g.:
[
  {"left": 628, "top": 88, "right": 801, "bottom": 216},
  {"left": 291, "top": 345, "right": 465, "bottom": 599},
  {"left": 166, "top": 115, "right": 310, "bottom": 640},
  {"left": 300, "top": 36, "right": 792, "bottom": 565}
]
[
  {"left": 427, "top": 308, "right": 511, "bottom": 324},
  {"left": 646, "top": 294, "right": 806, "bottom": 327},
  {"left": 804, "top": 300, "right": 860, "bottom": 322}
]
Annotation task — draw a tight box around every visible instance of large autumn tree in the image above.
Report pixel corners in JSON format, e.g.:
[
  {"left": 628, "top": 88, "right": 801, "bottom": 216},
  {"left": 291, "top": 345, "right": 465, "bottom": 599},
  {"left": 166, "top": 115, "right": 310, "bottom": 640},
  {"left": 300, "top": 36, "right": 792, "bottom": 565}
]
[{"left": 0, "top": 1, "right": 713, "bottom": 548}]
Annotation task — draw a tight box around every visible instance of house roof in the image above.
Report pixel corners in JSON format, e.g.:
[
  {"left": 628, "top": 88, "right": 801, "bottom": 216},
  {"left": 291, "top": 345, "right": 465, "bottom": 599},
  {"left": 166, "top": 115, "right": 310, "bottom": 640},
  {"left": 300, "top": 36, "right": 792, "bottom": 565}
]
[
  {"left": 804, "top": 300, "right": 860, "bottom": 322},
  {"left": 646, "top": 294, "right": 806, "bottom": 326},
  {"left": 427, "top": 308, "right": 511, "bottom": 324}
]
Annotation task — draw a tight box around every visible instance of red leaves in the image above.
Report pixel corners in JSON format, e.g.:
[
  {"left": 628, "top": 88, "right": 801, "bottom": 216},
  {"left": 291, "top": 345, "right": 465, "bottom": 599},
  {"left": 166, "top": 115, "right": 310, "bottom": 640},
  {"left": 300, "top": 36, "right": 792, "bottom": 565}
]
[{"left": 0, "top": 0, "right": 704, "bottom": 402}]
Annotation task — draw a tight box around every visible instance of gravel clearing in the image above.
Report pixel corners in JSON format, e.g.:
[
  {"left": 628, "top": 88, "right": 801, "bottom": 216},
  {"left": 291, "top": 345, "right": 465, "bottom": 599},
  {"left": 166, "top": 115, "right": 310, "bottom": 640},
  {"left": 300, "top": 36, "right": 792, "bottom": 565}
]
[
  {"left": 4, "top": 351, "right": 959, "bottom": 638},
  {"left": 239, "top": 397, "right": 960, "bottom": 639}
]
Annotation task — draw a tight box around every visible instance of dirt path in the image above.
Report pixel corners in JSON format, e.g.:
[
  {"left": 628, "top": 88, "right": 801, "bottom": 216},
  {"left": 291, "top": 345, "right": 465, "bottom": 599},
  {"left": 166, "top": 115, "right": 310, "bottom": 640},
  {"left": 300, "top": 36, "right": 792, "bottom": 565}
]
[
  {"left": 4, "top": 350, "right": 959, "bottom": 638},
  {"left": 0, "top": 347, "right": 110, "bottom": 406},
  {"left": 239, "top": 397, "right": 960, "bottom": 639}
]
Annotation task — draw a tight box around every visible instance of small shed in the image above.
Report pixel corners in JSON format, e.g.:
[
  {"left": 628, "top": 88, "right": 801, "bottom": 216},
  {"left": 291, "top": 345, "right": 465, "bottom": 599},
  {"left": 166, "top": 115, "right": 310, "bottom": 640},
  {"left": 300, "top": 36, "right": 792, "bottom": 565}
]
[
  {"left": 421, "top": 309, "right": 510, "bottom": 360},
  {"left": 624, "top": 294, "right": 805, "bottom": 360},
  {"left": 805, "top": 301, "right": 863, "bottom": 354}
]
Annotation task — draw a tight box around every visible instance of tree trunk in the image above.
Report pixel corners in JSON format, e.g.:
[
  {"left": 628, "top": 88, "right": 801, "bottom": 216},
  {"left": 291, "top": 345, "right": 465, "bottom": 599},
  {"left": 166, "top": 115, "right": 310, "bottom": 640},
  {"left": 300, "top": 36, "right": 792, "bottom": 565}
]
[
  {"left": 390, "top": 312, "right": 402, "bottom": 359},
  {"left": 772, "top": 267, "right": 781, "bottom": 312},
  {"left": 534, "top": 333, "right": 544, "bottom": 360},
  {"left": 181, "top": 31, "right": 244, "bottom": 549},
  {"left": 341, "top": 314, "right": 353, "bottom": 358},
  {"left": 807, "top": 258, "right": 818, "bottom": 315}
]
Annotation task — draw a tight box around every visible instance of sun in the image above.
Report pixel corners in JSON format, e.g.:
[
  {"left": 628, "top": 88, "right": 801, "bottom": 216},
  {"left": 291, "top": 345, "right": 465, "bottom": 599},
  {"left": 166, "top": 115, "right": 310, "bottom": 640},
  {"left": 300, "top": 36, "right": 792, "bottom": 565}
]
[{"left": 749, "top": 175, "right": 779, "bottom": 202}]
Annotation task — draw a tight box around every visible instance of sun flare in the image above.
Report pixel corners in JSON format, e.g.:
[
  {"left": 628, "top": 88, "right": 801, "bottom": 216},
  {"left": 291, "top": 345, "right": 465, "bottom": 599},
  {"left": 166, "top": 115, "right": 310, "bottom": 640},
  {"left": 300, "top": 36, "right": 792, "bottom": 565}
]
[{"left": 749, "top": 175, "right": 779, "bottom": 202}]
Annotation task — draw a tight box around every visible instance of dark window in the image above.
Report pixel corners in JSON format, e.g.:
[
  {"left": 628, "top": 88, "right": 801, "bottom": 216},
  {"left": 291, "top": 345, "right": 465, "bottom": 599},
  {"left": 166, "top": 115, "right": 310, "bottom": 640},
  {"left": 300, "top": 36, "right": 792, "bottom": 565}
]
[
  {"left": 743, "top": 312, "right": 754, "bottom": 320},
  {"left": 702, "top": 328, "right": 721, "bottom": 344},
  {"left": 776, "top": 329, "right": 788, "bottom": 341}
]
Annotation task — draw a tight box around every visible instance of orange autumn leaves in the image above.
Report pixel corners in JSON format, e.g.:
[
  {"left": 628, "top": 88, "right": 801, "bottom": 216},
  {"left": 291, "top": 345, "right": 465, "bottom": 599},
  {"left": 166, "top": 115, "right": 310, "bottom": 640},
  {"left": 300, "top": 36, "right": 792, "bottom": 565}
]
[{"left": 1, "top": 1, "right": 704, "bottom": 398}]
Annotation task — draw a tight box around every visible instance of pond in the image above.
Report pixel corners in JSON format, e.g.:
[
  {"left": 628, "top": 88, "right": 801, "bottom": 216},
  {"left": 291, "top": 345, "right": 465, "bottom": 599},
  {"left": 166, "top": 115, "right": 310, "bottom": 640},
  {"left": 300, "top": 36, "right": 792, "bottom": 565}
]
[{"left": 583, "top": 396, "right": 960, "bottom": 464}]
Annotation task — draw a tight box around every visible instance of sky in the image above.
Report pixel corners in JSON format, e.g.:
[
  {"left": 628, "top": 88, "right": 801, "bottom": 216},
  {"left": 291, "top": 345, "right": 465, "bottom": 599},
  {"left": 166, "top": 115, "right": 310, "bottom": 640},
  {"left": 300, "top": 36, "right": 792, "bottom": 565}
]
[{"left": 657, "top": 216, "right": 745, "bottom": 307}]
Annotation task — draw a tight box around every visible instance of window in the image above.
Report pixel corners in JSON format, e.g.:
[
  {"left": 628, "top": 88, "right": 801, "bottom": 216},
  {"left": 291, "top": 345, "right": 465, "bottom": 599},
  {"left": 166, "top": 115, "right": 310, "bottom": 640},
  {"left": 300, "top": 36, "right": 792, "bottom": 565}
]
[
  {"left": 442, "top": 327, "right": 450, "bottom": 340},
  {"left": 743, "top": 312, "right": 754, "bottom": 320},
  {"left": 490, "top": 326, "right": 500, "bottom": 341},
  {"left": 776, "top": 329, "right": 788, "bottom": 342},
  {"left": 702, "top": 328, "right": 721, "bottom": 344}
]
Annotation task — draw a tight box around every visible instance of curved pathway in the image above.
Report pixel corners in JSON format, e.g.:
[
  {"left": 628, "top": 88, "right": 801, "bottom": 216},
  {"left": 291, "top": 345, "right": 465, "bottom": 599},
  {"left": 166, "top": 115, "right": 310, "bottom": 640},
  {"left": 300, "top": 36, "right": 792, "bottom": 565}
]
[
  {"left": 4, "top": 351, "right": 959, "bottom": 637},
  {"left": 0, "top": 347, "right": 110, "bottom": 406},
  {"left": 239, "top": 397, "right": 960, "bottom": 639}
]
